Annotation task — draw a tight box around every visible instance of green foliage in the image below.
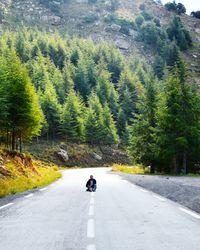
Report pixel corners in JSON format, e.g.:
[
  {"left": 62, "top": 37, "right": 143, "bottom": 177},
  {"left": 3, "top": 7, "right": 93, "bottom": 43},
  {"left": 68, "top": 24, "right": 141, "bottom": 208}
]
[
  {"left": 118, "top": 68, "right": 143, "bottom": 134},
  {"left": 61, "top": 90, "right": 85, "bottom": 141},
  {"left": 153, "top": 55, "right": 165, "bottom": 79},
  {"left": 191, "top": 11, "right": 200, "bottom": 19},
  {"left": 167, "top": 16, "right": 192, "bottom": 51},
  {"left": 128, "top": 77, "right": 158, "bottom": 173},
  {"left": 135, "top": 15, "right": 144, "bottom": 27},
  {"left": 95, "top": 69, "right": 119, "bottom": 118},
  {"left": 141, "top": 10, "right": 153, "bottom": 21},
  {"left": 82, "top": 13, "right": 98, "bottom": 23},
  {"left": 139, "top": 22, "right": 167, "bottom": 51},
  {"left": 165, "top": 1, "right": 186, "bottom": 15},
  {"left": 0, "top": 51, "right": 44, "bottom": 150},
  {"left": 156, "top": 63, "right": 200, "bottom": 174}
]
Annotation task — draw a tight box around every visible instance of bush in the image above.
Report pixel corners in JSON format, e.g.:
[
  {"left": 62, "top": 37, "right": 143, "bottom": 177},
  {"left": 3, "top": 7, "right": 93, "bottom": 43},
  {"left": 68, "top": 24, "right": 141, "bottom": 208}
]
[
  {"left": 167, "top": 16, "right": 192, "bottom": 50},
  {"left": 165, "top": 2, "right": 186, "bottom": 15},
  {"left": 104, "top": 13, "right": 117, "bottom": 23},
  {"left": 82, "top": 13, "right": 98, "bottom": 23},
  {"left": 191, "top": 11, "right": 200, "bottom": 19},
  {"left": 135, "top": 15, "right": 144, "bottom": 27},
  {"left": 165, "top": 2, "right": 176, "bottom": 11},
  {"left": 141, "top": 10, "right": 153, "bottom": 21},
  {"left": 176, "top": 3, "right": 186, "bottom": 14}
]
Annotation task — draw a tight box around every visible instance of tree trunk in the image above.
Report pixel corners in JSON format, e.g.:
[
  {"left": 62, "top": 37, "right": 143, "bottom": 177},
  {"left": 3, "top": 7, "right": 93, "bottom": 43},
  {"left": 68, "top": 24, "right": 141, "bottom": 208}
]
[
  {"left": 150, "top": 163, "right": 155, "bottom": 174},
  {"left": 183, "top": 150, "right": 187, "bottom": 174},
  {"left": 173, "top": 155, "right": 178, "bottom": 174},
  {"left": 20, "top": 136, "right": 22, "bottom": 153},
  {"left": 6, "top": 129, "right": 9, "bottom": 149},
  {"left": 11, "top": 130, "right": 15, "bottom": 151}
]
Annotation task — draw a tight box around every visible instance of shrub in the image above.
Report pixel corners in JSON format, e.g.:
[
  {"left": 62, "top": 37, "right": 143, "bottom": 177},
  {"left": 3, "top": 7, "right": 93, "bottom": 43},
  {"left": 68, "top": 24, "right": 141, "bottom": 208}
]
[
  {"left": 141, "top": 10, "right": 153, "bottom": 21},
  {"left": 167, "top": 16, "right": 192, "bottom": 50},
  {"left": 165, "top": 2, "right": 186, "bottom": 15},
  {"left": 135, "top": 15, "right": 144, "bottom": 27},
  {"left": 82, "top": 13, "right": 98, "bottom": 23},
  {"left": 191, "top": 11, "right": 200, "bottom": 19},
  {"left": 165, "top": 2, "right": 176, "bottom": 11}
]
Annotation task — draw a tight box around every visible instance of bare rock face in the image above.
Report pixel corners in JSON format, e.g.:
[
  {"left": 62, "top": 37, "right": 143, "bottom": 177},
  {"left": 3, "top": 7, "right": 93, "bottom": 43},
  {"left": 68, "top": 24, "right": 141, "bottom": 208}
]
[
  {"left": 110, "top": 23, "right": 121, "bottom": 32},
  {"left": 115, "top": 39, "right": 130, "bottom": 50},
  {"left": 93, "top": 152, "right": 102, "bottom": 161},
  {"left": 56, "top": 149, "right": 69, "bottom": 162}
]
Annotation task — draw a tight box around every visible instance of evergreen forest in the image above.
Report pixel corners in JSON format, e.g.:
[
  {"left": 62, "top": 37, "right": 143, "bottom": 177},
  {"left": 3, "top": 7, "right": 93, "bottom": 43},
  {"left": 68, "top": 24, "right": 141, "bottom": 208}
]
[{"left": 0, "top": 21, "right": 200, "bottom": 174}]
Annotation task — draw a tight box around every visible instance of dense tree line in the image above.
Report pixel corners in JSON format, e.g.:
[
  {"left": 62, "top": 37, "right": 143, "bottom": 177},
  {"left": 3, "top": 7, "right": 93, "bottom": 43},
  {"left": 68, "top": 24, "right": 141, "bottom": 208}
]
[
  {"left": 0, "top": 29, "right": 199, "bottom": 174},
  {"left": 128, "top": 60, "right": 200, "bottom": 174}
]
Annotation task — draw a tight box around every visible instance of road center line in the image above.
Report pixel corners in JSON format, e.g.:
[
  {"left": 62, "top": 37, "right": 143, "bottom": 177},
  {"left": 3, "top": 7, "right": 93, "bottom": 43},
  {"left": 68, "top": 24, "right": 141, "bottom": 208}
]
[
  {"left": 0, "top": 203, "right": 14, "bottom": 210},
  {"left": 88, "top": 205, "right": 94, "bottom": 216},
  {"left": 87, "top": 244, "right": 96, "bottom": 250},
  {"left": 25, "top": 194, "right": 34, "bottom": 198},
  {"left": 179, "top": 207, "right": 200, "bottom": 219},
  {"left": 152, "top": 195, "right": 166, "bottom": 201},
  {"left": 87, "top": 219, "right": 95, "bottom": 238},
  {"left": 40, "top": 188, "right": 47, "bottom": 191},
  {"left": 90, "top": 197, "right": 95, "bottom": 205}
]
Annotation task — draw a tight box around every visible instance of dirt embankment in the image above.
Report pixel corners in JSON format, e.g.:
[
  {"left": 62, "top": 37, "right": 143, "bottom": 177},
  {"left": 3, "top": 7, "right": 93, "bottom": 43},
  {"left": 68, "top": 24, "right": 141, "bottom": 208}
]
[
  {"left": 25, "top": 141, "right": 131, "bottom": 167},
  {"left": 116, "top": 172, "right": 200, "bottom": 214},
  {"left": 0, "top": 150, "right": 38, "bottom": 179}
]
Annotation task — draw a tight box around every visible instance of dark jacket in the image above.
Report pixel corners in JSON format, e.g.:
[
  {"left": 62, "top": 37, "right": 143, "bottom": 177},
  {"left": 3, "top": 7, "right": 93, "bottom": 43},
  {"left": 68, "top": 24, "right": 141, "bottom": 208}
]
[{"left": 86, "top": 179, "right": 96, "bottom": 188}]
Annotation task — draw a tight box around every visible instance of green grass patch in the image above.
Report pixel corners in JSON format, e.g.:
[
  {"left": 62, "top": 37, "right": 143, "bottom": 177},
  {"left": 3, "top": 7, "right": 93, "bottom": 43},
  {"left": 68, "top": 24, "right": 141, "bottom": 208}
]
[{"left": 0, "top": 160, "right": 61, "bottom": 198}]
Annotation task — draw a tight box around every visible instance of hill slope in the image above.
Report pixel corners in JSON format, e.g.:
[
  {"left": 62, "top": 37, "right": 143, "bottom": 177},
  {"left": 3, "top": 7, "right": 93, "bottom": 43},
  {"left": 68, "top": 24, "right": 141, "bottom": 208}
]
[{"left": 0, "top": 0, "right": 200, "bottom": 82}]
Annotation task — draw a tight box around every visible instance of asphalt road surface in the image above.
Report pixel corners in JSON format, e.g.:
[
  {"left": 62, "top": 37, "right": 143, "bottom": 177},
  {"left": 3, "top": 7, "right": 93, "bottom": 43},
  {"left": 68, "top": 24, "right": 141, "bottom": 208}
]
[{"left": 0, "top": 168, "right": 200, "bottom": 250}]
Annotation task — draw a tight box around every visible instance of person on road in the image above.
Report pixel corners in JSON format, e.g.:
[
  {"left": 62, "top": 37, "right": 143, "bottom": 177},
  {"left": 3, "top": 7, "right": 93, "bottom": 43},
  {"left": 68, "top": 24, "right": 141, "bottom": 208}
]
[{"left": 86, "top": 175, "right": 97, "bottom": 192}]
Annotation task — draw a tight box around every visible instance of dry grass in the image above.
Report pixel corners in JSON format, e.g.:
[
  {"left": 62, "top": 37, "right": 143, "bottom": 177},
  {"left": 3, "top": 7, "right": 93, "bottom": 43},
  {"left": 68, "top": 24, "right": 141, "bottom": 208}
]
[
  {"left": 0, "top": 160, "right": 61, "bottom": 198},
  {"left": 112, "top": 164, "right": 150, "bottom": 174}
]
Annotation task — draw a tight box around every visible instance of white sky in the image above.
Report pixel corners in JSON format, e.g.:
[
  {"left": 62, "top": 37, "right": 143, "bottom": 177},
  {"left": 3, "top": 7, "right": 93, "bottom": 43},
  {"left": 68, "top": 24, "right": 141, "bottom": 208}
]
[{"left": 161, "top": 0, "right": 200, "bottom": 14}]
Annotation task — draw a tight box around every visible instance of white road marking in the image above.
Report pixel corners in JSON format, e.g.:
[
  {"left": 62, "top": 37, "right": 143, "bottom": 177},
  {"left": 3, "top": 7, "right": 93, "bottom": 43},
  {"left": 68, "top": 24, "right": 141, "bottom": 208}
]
[
  {"left": 88, "top": 205, "right": 94, "bottom": 216},
  {"left": 87, "top": 219, "right": 95, "bottom": 238},
  {"left": 152, "top": 195, "right": 166, "bottom": 201},
  {"left": 0, "top": 203, "right": 14, "bottom": 210},
  {"left": 40, "top": 188, "right": 47, "bottom": 191},
  {"left": 90, "top": 197, "right": 95, "bottom": 205},
  {"left": 139, "top": 188, "right": 148, "bottom": 193},
  {"left": 25, "top": 194, "right": 34, "bottom": 198},
  {"left": 179, "top": 207, "right": 200, "bottom": 219},
  {"left": 91, "top": 192, "right": 94, "bottom": 197},
  {"left": 87, "top": 245, "right": 96, "bottom": 250}
]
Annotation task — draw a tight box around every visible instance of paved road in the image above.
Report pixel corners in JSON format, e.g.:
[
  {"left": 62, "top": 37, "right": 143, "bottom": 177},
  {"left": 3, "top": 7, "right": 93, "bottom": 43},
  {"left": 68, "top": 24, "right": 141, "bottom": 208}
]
[{"left": 0, "top": 168, "right": 200, "bottom": 250}]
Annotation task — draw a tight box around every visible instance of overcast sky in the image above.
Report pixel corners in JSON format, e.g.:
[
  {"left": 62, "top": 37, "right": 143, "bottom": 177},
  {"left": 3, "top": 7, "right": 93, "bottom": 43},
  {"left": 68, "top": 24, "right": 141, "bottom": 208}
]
[{"left": 161, "top": 0, "right": 200, "bottom": 14}]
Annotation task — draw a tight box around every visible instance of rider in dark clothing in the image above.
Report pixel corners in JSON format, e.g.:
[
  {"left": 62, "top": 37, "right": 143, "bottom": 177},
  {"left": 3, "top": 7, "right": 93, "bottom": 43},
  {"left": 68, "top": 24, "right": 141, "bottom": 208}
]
[{"left": 86, "top": 175, "right": 97, "bottom": 192}]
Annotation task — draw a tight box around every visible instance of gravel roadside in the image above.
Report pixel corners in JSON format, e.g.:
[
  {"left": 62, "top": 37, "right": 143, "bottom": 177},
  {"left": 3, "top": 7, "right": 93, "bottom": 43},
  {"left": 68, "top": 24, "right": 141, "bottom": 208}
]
[{"left": 113, "top": 172, "right": 200, "bottom": 214}]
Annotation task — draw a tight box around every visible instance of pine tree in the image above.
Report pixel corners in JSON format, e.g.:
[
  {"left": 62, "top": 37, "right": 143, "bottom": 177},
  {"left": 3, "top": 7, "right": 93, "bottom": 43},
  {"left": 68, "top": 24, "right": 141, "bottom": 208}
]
[
  {"left": 96, "top": 69, "right": 119, "bottom": 118},
  {"left": 0, "top": 52, "right": 44, "bottom": 151},
  {"left": 128, "top": 79, "right": 158, "bottom": 173},
  {"left": 41, "top": 80, "right": 61, "bottom": 140},
  {"left": 118, "top": 68, "right": 143, "bottom": 134},
  {"left": 61, "top": 90, "right": 85, "bottom": 141},
  {"left": 153, "top": 55, "right": 165, "bottom": 79},
  {"left": 156, "top": 63, "right": 200, "bottom": 174},
  {"left": 101, "top": 104, "right": 119, "bottom": 144}
]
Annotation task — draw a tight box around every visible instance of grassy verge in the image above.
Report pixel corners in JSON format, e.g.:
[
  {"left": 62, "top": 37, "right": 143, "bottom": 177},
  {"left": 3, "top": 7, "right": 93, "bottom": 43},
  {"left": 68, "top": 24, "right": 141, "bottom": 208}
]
[
  {"left": 112, "top": 164, "right": 150, "bottom": 174},
  {"left": 0, "top": 160, "right": 61, "bottom": 198},
  {"left": 112, "top": 164, "right": 200, "bottom": 177}
]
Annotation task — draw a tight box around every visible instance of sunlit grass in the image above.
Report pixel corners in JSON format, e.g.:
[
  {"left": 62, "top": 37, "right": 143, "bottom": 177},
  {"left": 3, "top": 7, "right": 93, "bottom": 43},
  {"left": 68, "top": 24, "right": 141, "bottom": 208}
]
[
  {"left": 0, "top": 160, "right": 61, "bottom": 198},
  {"left": 112, "top": 164, "right": 150, "bottom": 174}
]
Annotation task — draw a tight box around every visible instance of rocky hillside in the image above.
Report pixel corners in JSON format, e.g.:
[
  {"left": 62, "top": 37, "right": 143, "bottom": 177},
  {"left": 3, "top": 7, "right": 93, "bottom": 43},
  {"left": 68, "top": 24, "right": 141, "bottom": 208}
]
[
  {"left": 25, "top": 141, "right": 131, "bottom": 167},
  {"left": 0, "top": 0, "right": 200, "bottom": 82}
]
